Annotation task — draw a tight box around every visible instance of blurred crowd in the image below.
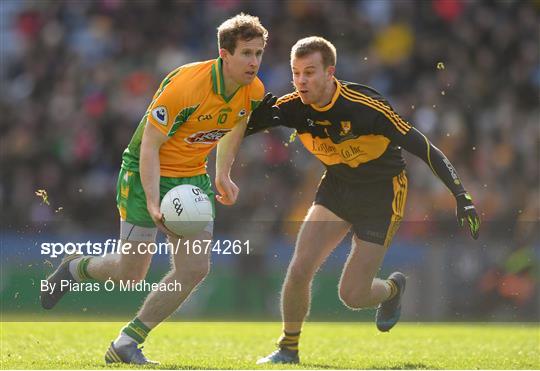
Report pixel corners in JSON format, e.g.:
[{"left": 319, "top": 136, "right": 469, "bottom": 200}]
[{"left": 1, "top": 0, "right": 539, "bottom": 238}]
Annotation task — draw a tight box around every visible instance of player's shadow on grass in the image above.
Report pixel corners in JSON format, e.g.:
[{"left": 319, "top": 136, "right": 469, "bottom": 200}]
[
  {"left": 296, "top": 363, "right": 349, "bottom": 369},
  {"left": 125, "top": 361, "right": 435, "bottom": 370},
  {"left": 155, "top": 364, "right": 250, "bottom": 370},
  {"left": 368, "top": 363, "right": 436, "bottom": 370},
  {"left": 258, "top": 362, "right": 435, "bottom": 370}
]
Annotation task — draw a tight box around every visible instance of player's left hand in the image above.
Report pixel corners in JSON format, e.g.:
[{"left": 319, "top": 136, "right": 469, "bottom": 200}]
[
  {"left": 215, "top": 175, "right": 239, "bottom": 205},
  {"left": 456, "top": 192, "right": 480, "bottom": 240}
]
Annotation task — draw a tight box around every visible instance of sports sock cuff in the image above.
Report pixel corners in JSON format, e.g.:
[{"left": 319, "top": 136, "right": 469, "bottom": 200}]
[
  {"left": 122, "top": 318, "right": 151, "bottom": 344},
  {"left": 278, "top": 331, "right": 300, "bottom": 352},
  {"left": 284, "top": 330, "right": 301, "bottom": 336},
  {"left": 386, "top": 279, "right": 398, "bottom": 301},
  {"left": 78, "top": 257, "right": 93, "bottom": 281}
]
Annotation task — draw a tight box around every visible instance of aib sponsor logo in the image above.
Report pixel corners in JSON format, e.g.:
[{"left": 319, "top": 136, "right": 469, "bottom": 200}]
[{"left": 184, "top": 129, "right": 231, "bottom": 144}]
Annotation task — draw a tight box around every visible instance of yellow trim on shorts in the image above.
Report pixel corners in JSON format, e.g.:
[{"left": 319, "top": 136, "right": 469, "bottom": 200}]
[
  {"left": 384, "top": 171, "right": 408, "bottom": 248},
  {"left": 119, "top": 205, "right": 127, "bottom": 220}
]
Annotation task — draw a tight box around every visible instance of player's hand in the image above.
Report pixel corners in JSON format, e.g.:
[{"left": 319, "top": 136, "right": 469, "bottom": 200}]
[
  {"left": 247, "top": 93, "right": 280, "bottom": 127},
  {"left": 215, "top": 175, "right": 239, "bottom": 206},
  {"left": 148, "top": 204, "right": 181, "bottom": 238},
  {"left": 456, "top": 192, "right": 480, "bottom": 240}
]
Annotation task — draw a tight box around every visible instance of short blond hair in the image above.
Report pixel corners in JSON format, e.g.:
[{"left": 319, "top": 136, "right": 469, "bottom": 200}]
[
  {"left": 217, "top": 13, "right": 268, "bottom": 54},
  {"left": 291, "top": 36, "right": 337, "bottom": 68}
]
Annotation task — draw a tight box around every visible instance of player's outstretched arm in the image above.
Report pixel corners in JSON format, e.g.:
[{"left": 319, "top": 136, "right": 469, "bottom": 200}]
[
  {"left": 394, "top": 127, "right": 480, "bottom": 239},
  {"left": 140, "top": 123, "right": 178, "bottom": 237},
  {"left": 245, "top": 93, "right": 280, "bottom": 136},
  {"left": 215, "top": 119, "right": 247, "bottom": 206}
]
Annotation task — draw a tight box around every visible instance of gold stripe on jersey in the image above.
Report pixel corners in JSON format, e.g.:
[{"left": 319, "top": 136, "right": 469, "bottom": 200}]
[
  {"left": 341, "top": 89, "right": 409, "bottom": 135},
  {"left": 341, "top": 86, "right": 411, "bottom": 135},
  {"left": 277, "top": 91, "right": 300, "bottom": 106},
  {"left": 341, "top": 86, "right": 411, "bottom": 134},
  {"left": 341, "top": 85, "right": 411, "bottom": 132},
  {"left": 298, "top": 133, "right": 390, "bottom": 168},
  {"left": 340, "top": 87, "right": 410, "bottom": 134}
]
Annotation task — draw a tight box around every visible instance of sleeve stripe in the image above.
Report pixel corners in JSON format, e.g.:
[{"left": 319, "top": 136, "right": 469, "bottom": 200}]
[
  {"left": 342, "top": 85, "right": 411, "bottom": 131},
  {"left": 340, "top": 89, "right": 408, "bottom": 135},
  {"left": 421, "top": 130, "right": 438, "bottom": 176},
  {"left": 341, "top": 86, "right": 411, "bottom": 133},
  {"left": 341, "top": 86, "right": 411, "bottom": 134},
  {"left": 276, "top": 92, "right": 300, "bottom": 106}
]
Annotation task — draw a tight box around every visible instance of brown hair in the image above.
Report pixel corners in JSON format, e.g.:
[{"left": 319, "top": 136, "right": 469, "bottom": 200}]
[
  {"left": 291, "top": 36, "right": 337, "bottom": 67},
  {"left": 217, "top": 13, "right": 268, "bottom": 54}
]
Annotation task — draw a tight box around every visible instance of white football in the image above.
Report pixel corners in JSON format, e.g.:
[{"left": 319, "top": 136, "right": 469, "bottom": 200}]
[{"left": 160, "top": 185, "right": 213, "bottom": 237}]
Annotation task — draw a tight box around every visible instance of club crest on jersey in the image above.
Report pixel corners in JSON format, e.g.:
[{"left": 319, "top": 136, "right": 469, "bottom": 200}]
[
  {"left": 184, "top": 129, "right": 231, "bottom": 144},
  {"left": 151, "top": 106, "right": 168, "bottom": 126},
  {"left": 238, "top": 109, "right": 246, "bottom": 117},
  {"left": 340, "top": 121, "right": 351, "bottom": 136}
]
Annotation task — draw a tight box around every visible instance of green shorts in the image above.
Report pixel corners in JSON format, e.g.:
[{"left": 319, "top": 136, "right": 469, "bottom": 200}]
[{"left": 116, "top": 168, "right": 216, "bottom": 228}]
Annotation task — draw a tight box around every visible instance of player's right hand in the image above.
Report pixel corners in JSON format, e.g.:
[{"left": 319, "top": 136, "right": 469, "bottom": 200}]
[
  {"left": 248, "top": 92, "right": 280, "bottom": 127},
  {"left": 456, "top": 192, "right": 480, "bottom": 240},
  {"left": 215, "top": 175, "right": 239, "bottom": 206},
  {"left": 148, "top": 204, "right": 180, "bottom": 238}
]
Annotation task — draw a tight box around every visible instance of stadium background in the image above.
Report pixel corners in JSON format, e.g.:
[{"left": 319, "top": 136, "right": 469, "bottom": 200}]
[{"left": 1, "top": 0, "right": 538, "bottom": 322}]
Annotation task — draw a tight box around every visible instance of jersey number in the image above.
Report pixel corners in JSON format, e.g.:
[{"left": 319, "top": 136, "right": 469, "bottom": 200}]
[{"left": 217, "top": 107, "right": 232, "bottom": 125}]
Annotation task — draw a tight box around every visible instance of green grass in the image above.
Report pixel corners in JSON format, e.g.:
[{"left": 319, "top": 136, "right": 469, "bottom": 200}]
[{"left": 1, "top": 322, "right": 538, "bottom": 369}]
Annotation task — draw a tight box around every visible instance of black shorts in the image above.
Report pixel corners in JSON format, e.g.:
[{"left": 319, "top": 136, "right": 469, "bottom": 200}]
[{"left": 314, "top": 171, "right": 408, "bottom": 247}]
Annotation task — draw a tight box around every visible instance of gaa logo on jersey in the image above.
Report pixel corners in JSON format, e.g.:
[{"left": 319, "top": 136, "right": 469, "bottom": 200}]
[
  {"left": 184, "top": 129, "right": 231, "bottom": 144},
  {"left": 151, "top": 106, "right": 168, "bottom": 126},
  {"left": 235, "top": 108, "right": 247, "bottom": 123}
]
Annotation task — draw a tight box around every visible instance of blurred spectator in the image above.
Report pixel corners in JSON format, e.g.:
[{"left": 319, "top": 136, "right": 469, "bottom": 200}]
[{"left": 0, "top": 0, "right": 538, "bottom": 239}]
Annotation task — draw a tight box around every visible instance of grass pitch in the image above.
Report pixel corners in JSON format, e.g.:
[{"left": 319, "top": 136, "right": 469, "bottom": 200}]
[{"left": 1, "top": 321, "right": 538, "bottom": 369}]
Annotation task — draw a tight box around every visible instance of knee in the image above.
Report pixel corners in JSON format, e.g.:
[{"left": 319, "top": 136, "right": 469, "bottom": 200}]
[
  {"left": 174, "top": 262, "right": 210, "bottom": 285},
  {"left": 117, "top": 269, "right": 147, "bottom": 283},
  {"left": 339, "top": 287, "right": 370, "bottom": 309}
]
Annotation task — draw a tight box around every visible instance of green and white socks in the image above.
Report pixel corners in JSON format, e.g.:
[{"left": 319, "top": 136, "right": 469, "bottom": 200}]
[
  {"left": 68, "top": 257, "right": 93, "bottom": 282},
  {"left": 115, "top": 318, "right": 152, "bottom": 347}
]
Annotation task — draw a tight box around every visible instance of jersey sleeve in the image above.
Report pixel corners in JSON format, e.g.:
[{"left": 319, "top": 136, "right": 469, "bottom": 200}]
[
  {"left": 372, "top": 103, "right": 467, "bottom": 197},
  {"left": 146, "top": 68, "right": 199, "bottom": 138}
]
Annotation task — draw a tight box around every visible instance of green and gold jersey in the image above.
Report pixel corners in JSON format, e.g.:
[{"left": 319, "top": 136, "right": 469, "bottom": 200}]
[{"left": 122, "top": 58, "right": 264, "bottom": 177}]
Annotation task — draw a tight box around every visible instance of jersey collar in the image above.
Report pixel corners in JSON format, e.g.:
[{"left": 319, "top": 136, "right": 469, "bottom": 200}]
[
  {"left": 310, "top": 77, "right": 341, "bottom": 112},
  {"left": 211, "top": 57, "right": 239, "bottom": 103}
]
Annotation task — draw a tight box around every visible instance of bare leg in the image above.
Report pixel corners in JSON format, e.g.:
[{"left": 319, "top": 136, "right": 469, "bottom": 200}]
[
  {"left": 282, "top": 205, "right": 351, "bottom": 333},
  {"left": 137, "top": 231, "right": 212, "bottom": 329},
  {"left": 87, "top": 240, "right": 153, "bottom": 282},
  {"left": 338, "top": 236, "right": 390, "bottom": 309}
]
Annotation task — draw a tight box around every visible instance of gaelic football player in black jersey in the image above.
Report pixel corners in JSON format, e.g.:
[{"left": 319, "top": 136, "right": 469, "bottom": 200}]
[{"left": 248, "top": 37, "right": 480, "bottom": 365}]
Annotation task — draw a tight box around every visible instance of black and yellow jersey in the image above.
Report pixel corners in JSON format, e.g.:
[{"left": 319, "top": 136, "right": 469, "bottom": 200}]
[
  {"left": 273, "top": 79, "right": 411, "bottom": 183},
  {"left": 247, "top": 78, "right": 467, "bottom": 196}
]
